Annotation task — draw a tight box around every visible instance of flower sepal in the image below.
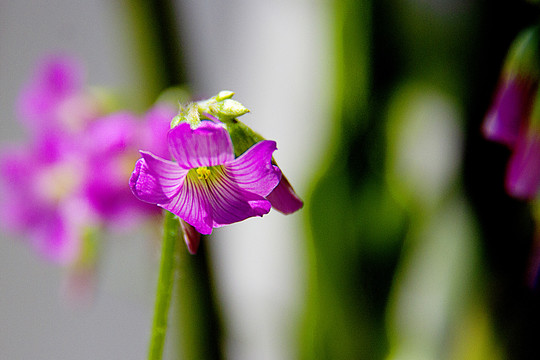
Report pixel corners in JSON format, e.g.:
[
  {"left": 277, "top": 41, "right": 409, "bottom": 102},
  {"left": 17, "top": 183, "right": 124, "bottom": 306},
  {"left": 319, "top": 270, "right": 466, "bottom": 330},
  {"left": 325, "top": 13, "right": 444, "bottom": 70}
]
[
  {"left": 171, "top": 103, "right": 200, "bottom": 129},
  {"left": 504, "top": 26, "right": 540, "bottom": 80},
  {"left": 197, "top": 90, "right": 250, "bottom": 121},
  {"left": 222, "top": 118, "right": 304, "bottom": 214}
]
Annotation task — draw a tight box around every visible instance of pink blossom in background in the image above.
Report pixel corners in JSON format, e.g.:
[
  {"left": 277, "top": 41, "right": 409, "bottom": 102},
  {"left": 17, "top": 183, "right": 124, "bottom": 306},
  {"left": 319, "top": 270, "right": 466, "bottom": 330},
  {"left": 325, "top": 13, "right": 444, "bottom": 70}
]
[
  {"left": 483, "top": 76, "right": 536, "bottom": 147},
  {"left": 505, "top": 125, "right": 540, "bottom": 199},
  {"left": 82, "top": 104, "right": 175, "bottom": 226},
  {"left": 0, "top": 55, "right": 174, "bottom": 263},
  {"left": 483, "top": 27, "right": 540, "bottom": 199},
  {"left": 0, "top": 140, "right": 92, "bottom": 263}
]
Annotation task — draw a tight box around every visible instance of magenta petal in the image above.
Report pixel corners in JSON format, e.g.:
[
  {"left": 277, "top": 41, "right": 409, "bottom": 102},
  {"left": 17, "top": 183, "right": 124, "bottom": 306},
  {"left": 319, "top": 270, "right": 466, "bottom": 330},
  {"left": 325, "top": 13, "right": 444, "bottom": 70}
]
[
  {"left": 226, "top": 140, "right": 281, "bottom": 196},
  {"left": 130, "top": 151, "right": 187, "bottom": 204},
  {"left": 168, "top": 121, "right": 234, "bottom": 169},
  {"left": 32, "top": 212, "right": 79, "bottom": 264},
  {"left": 163, "top": 177, "right": 213, "bottom": 234},
  {"left": 483, "top": 77, "right": 534, "bottom": 147},
  {"left": 180, "top": 219, "right": 201, "bottom": 255},
  {"left": 205, "top": 171, "right": 272, "bottom": 228},
  {"left": 266, "top": 174, "right": 304, "bottom": 214},
  {"left": 143, "top": 104, "right": 177, "bottom": 159},
  {"left": 35, "top": 55, "right": 83, "bottom": 96},
  {"left": 505, "top": 131, "right": 540, "bottom": 199},
  {"left": 85, "top": 112, "right": 138, "bottom": 154},
  {"left": 17, "top": 55, "right": 83, "bottom": 124}
]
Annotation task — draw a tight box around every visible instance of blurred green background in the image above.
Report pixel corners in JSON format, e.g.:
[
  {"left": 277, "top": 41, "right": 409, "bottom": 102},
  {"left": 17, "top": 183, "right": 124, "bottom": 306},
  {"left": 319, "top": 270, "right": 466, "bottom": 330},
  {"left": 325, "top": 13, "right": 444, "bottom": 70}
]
[{"left": 1, "top": 0, "right": 539, "bottom": 359}]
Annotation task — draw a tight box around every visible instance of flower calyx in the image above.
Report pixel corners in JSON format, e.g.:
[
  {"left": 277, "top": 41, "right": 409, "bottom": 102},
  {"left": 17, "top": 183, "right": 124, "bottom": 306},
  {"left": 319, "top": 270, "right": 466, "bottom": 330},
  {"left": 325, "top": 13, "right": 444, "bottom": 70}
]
[
  {"left": 171, "top": 102, "right": 200, "bottom": 129},
  {"left": 197, "top": 90, "right": 250, "bottom": 121}
]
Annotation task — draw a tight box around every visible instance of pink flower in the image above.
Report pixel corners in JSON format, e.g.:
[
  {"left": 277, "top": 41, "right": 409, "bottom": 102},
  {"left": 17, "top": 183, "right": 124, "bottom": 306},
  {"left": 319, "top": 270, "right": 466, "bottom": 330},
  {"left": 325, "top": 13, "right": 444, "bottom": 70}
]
[
  {"left": 130, "top": 121, "right": 282, "bottom": 253},
  {"left": 0, "top": 55, "right": 175, "bottom": 263},
  {"left": 17, "top": 54, "right": 101, "bottom": 137},
  {"left": 0, "top": 140, "right": 91, "bottom": 263},
  {"left": 483, "top": 76, "right": 536, "bottom": 147},
  {"left": 483, "top": 27, "right": 540, "bottom": 199},
  {"left": 266, "top": 173, "right": 304, "bottom": 214},
  {"left": 82, "top": 104, "right": 176, "bottom": 225},
  {"left": 505, "top": 122, "right": 540, "bottom": 199}
]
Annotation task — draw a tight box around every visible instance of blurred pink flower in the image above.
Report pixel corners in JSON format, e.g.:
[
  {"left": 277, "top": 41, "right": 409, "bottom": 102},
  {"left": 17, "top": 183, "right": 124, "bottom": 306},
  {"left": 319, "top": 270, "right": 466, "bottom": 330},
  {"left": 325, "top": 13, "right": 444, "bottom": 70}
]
[
  {"left": 483, "top": 27, "right": 540, "bottom": 199},
  {"left": 1, "top": 55, "right": 175, "bottom": 263}
]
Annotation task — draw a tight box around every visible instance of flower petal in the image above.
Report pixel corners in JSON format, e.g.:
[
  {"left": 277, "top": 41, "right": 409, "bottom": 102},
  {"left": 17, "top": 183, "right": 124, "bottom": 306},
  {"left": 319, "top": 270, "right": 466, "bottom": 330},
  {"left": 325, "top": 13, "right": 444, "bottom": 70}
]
[
  {"left": 225, "top": 140, "right": 281, "bottom": 197},
  {"left": 168, "top": 121, "right": 234, "bottom": 169},
  {"left": 142, "top": 104, "right": 177, "bottom": 159},
  {"left": 483, "top": 77, "right": 534, "bottom": 147},
  {"left": 205, "top": 168, "right": 272, "bottom": 228},
  {"left": 163, "top": 176, "right": 213, "bottom": 234},
  {"left": 31, "top": 210, "right": 79, "bottom": 264},
  {"left": 85, "top": 112, "right": 138, "bottom": 155},
  {"left": 180, "top": 219, "right": 201, "bottom": 255},
  {"left": 505, "top": 131, "right": 540, "bottom": 199},
  {"left": 129, "top": 151, "right": 187, "bottom": 205},
  {"left": 17, "top": 55, "right": 83, "bottom": 125},
  {"left": 266, "top": 173, "right": 304, "bottom": 214}
]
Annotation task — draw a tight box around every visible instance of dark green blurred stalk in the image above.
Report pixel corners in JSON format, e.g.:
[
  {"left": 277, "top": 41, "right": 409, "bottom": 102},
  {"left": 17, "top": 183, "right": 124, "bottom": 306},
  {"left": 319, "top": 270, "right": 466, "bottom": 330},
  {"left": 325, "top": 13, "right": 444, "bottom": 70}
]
[
  {"left": 175, "top": 241, "right": 223, "bottom": 359},
  {"left": 120, "top": 1, "right": 223, "bottom": 358},
  {"left": 122, "top": 0, "right": 186, "bottom": 105},
  {"left": 300, "top": 0, "right": 406, "bottom": 359}
]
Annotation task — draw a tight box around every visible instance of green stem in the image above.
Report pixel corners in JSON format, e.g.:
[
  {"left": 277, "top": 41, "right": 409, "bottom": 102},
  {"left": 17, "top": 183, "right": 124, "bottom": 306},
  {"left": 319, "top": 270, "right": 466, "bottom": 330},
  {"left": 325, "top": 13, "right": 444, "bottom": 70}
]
[{"left": 147, "top": 211, "right": 179, "bottom": 360}]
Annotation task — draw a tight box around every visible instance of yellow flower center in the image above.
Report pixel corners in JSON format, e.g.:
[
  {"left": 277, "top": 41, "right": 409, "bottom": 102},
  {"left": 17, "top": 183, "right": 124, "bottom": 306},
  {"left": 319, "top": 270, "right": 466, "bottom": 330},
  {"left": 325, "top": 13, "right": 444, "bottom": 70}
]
[{"left": 196, "top": 166, "right": 211, "bottom": 180}]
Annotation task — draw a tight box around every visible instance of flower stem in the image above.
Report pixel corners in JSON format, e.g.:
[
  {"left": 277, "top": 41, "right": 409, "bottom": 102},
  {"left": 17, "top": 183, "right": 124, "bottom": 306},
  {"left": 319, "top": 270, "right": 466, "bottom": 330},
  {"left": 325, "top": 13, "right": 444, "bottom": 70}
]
[{"left": 147, "top": 211, "right": 179, "bottom": 360}]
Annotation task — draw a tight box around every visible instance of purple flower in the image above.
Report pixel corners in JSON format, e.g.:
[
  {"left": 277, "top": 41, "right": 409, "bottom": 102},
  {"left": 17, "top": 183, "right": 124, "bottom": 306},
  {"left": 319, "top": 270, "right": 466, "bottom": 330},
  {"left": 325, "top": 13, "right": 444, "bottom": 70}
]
[
  {"left": 483, "top": 27, "right": 540, "bottom": 199},
  {"left": 82, "top": 112, "right": 145, "bottom": 223},
  {"left": 1, "top": 54, "right": 175, "bottom": 264},
  {"left": 140, "top": 104, "right": 178, "bottom": 160},
  {"left": 82, "top": 104, "right": 175, "bottom": 225},
  {"left": 482, "top": 75, "right": 540, "bottom": 199},
  {"left": 130, "top": 121, "right": 282, "bottom": 250},
  {"left": 505, "top": 124, "right": 540, "bottom": 199},
  {"left": 266, "top": 174, "right": 304, "bottom": 214},
  {"left": 482, "top": 76, "right": 536, "bottom": 146},
  {"left": 0, "top": 140, "right": 92, "bottom": 263},
  {"left": 17, "top": 55, "right": 101, "bottom": 136}
]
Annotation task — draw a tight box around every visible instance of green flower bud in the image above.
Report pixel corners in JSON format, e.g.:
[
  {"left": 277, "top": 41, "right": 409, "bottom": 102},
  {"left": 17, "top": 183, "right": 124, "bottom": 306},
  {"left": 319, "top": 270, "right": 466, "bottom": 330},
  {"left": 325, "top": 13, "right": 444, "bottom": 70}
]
[
  {"left": 196, "top": 90, "right": 250, "bottom": 121},
  {"left": 504, "top": 26, "right": 540, "bottom": 80},
  {"left": 216, "top": 90, "right": 235, "bottom": 101},
  {"left": 209, "top": 99, "right": 250, "bottom": 120},
  {"left": 170, "top": 103, "right": 200, "bottom": 129}
]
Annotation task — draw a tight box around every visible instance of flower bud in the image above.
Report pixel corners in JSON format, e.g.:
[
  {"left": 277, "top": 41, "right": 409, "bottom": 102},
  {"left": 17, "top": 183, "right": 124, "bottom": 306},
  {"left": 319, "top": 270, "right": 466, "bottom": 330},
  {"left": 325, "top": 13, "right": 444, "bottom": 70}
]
[
  {"left": 197, "top": 90, "right": 250, "bottom": 121},
  {"left": 209, "top": 99, "right": 250, "bottom": 120},
  {"left": 216, "top": 90, "right": 235, "bottom": 101},
  {"left": 483, "top": 26, "right": 540, "bottom": 146},
  {"left": 170, "top": 103, "right": 200, "bottom": 129},
  {"left": 180, "top": 219, "right": 201, "bottom": 255},
  {"left": 505, "top": 89, "right": 540, "bottom": 199}
]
